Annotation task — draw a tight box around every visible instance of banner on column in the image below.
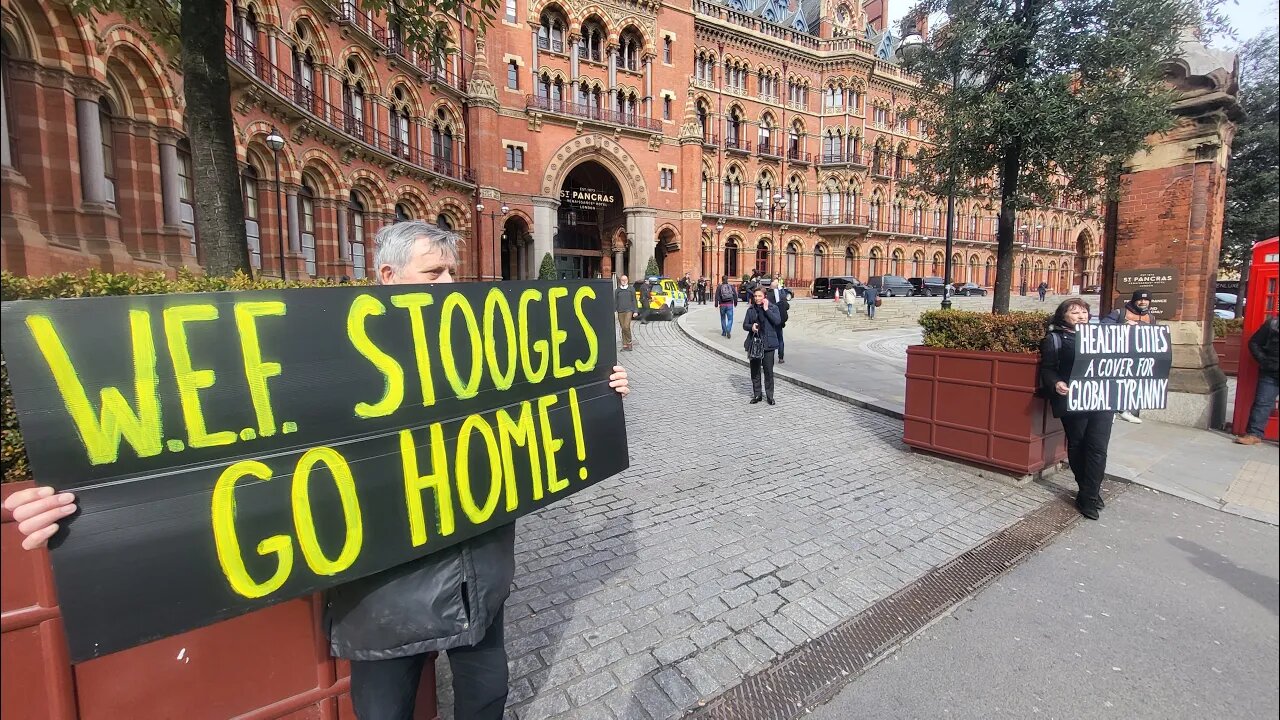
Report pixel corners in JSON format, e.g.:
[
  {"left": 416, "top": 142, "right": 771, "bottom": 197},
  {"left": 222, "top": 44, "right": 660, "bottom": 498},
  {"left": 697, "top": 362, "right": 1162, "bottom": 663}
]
[
  {"left": 1068, "top": 323, "right": 1173, "bottom": 412},
  {"left": 1, "top": 280, "right": 628, "bottom": 662}
]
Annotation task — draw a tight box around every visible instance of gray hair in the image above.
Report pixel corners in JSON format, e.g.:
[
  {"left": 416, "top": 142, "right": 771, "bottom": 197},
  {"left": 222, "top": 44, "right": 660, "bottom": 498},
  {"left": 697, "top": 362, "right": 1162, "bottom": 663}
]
[{"left": 373, "top": 220, "right": 460, "bottom": 283}]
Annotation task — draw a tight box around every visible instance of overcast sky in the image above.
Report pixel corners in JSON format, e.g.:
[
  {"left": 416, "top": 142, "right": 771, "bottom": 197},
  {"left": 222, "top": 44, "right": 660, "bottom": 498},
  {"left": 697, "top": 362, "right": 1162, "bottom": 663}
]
[{"left": 884, "top": 0, "right": 1280, "bottom": 47}]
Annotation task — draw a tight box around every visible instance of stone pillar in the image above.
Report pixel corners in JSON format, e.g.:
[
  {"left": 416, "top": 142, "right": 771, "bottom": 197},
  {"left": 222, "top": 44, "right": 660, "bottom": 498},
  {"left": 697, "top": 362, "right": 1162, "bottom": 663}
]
[
  {"left": 337, "top": 201, "right": 349, "bottom": 260},
  {"left": 644, "top": 58, "right": 653, "bottom": 117},
  {"left": 531, "top": 32, "right": 540, "bottom": 78},
  {"left": 286, "top": 189, "right": 302, "bottom": 252},
  {"left": 157, "top": 134, "right": 183, "bottom": 227},
  {"left": 75, "top": 97, "right": 108, "bottom": 204},
  {"left": 1107, "top": 35, "right": 1241, "bottom": 429},
  {"left": 625, "top": 207, "right": 657, "bottom": 278},
  {"left": 531, "top": 196, "right": 558, "bottom": 278},
  {"left": 571, "top": 38, "right": 580, "bottom": 81},
  {"left": 608, "top": 48, "right": 618, "bottom": 111},
  {"left": 1, "top": 65, "right": 10, "bottom": 168}
]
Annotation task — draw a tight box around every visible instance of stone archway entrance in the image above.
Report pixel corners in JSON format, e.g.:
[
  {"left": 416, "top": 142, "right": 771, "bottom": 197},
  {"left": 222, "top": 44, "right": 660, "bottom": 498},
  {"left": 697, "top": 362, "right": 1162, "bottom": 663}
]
[
  {"left": 501, "top": 216, "right": 531, "bottom": 280},
  {"left": 1075, "top": 228, "right": 1097, "bottom": 291},
  {"left": 553, "top": 162, "right": 626, "bottom": 279}
]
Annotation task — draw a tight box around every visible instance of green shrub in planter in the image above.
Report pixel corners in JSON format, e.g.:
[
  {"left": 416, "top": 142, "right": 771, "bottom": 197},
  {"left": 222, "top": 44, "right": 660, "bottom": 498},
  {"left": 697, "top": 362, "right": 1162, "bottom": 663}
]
[
  {"left": 0, "top": 270, "right": 367, "bottom": 484},
  {"left": 1213, "top": 317, "right": 1244, "bottom": 339},
  {"left": 537, "top": 253, "right": 557, "bottom": 280},
  {"left": 919, "top": 309, "right": 1052, "bottom": 354}
]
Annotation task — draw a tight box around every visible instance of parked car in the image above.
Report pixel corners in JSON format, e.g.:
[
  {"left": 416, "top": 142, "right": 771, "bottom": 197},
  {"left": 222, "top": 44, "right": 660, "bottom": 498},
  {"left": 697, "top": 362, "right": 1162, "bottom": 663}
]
[
  {"left": 1214, "top": 292, "right": 1240, "bottom": 319},
  {"left": 908, "top": 277, "right": 947, "bottom": 297},
  {"left": 813, "top": 276, "right": 864, "bottom": 299},
  {"left": 865, "top": 275, "right": 915, "bottom": 297},
  {"left": 635, "top": 277, "right": 687, "bottom": 320},
  {"left": 952, "top": 282, "right": 987, "bottom": 297}
]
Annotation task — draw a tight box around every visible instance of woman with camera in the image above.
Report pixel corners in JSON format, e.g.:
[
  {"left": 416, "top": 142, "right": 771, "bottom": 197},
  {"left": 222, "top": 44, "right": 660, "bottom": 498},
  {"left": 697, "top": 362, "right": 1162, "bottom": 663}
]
[{"left": 742, "top": 287, "right": 783, "bottom": 405}]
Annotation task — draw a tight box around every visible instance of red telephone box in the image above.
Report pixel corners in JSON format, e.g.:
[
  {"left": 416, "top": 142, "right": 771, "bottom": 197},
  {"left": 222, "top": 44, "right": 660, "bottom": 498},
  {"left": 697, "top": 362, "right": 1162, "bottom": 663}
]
[{"left": 1231, "top": 236, "right": 1279, "bottom": 440}]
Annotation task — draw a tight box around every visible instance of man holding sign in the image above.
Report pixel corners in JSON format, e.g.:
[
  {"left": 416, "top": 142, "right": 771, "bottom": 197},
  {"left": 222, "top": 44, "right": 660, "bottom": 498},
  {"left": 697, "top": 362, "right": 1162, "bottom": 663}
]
[{"left": 3, "top": 221, "right": 633, "bottom": 720}]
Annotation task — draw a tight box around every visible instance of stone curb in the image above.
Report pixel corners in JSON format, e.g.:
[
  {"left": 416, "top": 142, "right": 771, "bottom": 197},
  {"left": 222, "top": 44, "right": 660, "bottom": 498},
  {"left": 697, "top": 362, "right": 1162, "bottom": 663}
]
[{"left": 674, "top": 311, "right": 904, "bottom": 421}]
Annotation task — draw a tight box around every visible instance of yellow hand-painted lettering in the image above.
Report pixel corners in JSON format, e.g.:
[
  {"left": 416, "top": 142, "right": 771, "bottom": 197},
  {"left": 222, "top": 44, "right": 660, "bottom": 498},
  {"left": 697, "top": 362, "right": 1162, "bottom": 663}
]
[
  {"left": 234, "top": 301, "right": 286, "bottom": 438},
  {"left": 165, "top": 304, "right": 236, "bottom": 448},
  {"left": 348, "top": 294, "right": 404, "bottom": 418},
  {"left": 212, "top": 460, "right": 293, "bottom": 598}
]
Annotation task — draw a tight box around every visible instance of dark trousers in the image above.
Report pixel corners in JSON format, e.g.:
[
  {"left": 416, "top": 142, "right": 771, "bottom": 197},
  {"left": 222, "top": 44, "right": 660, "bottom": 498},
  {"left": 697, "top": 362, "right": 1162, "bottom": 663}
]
[
  {"left": 1060, "top": 412, "right": 1114, "bottom": 508},
  {"left": 350, "top": 609, "right": 508, "bottom": 720},
  {"left": 1247, "top": 373, "right": 1280, "bottom": 437},
  {"left": 776, "top": 327, "right": 785, "bottom": 360},
  {"left": 750, "top": 350, "right": 776, "bottom": 400}
]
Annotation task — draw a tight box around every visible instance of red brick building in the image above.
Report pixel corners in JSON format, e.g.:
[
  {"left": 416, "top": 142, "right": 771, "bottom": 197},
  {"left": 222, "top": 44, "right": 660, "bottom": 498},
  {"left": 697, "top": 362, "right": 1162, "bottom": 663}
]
[{"left": 1, "top": 0, "right": 1103, "bottom": 292}]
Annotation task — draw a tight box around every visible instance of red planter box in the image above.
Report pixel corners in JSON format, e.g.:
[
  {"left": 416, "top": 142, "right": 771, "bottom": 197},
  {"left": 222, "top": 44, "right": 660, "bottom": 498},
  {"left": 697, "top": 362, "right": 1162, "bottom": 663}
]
[
  {"left": 1213, "top": 333, "right": 1241, "bottom": 376},
  {"left": 1, "top": 482, "right": 437, "bottom": 720},
  {"left": 903, "top": 346, "right": 1067, "bottom": 475}
]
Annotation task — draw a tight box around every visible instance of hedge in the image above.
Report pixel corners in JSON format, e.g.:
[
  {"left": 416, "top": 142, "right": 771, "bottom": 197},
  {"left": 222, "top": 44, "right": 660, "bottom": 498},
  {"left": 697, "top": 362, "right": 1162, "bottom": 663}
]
[
  {"left": 918, "top": 309, "right": 1052, "bottom": 354},
  {"left": 1213, "top": 317, "right": 1245, "bottom": 339},
  {"left": 1, "top": 270, "right": 367, "bottom": 484}
]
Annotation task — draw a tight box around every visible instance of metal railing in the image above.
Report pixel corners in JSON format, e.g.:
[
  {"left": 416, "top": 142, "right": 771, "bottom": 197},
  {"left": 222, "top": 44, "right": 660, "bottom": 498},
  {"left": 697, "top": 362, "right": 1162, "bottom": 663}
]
[
  {"left": 338, "top": 1, "right": 386, "bottom": 45},
  {"left": 818, "top": 151, "right": 866, "bottom": 166},
  {"left": 227, "top": 31, "right": 472, "bottom": 183},
  {"left": 525, "top": 95, "right": 662, "bottom": 132}
]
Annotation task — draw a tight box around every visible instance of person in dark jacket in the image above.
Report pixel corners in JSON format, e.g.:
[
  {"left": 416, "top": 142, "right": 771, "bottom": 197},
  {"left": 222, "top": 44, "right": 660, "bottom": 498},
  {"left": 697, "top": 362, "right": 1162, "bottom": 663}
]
[
  {"left": 1037, "top": 281, "right": 1049, "bottom": 302},
  {"left": 763, "top": 278, "right": 791, "bottom": 363},
  {"left": 1, "top": 221, "right": 634, "bottom": 720},
  {"left": 716, "top": 275, "right": 738, "bottom": 338},
  {"left": 1235, "top": 314, "right": 1280, "bottom": 445},
  {"left": 743, "top": 287, "right": 783, "bottom": 405},
  {"left": 863, "top": 283, "right": 880, "bottom": 319},
  {"left": 614, "top": 274, "right": 639, "bottom": 351},
  {"left": 638, "top": 280, "right": 654, "bottom": 324},
  {"left": 1040, "top": 297, "right": 1111, "bottom": 520}
]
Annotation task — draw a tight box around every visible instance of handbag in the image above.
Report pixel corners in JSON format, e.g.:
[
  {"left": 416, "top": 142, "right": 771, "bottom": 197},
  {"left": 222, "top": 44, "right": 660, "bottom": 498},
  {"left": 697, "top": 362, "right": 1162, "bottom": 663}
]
[
  {"left": 874, "top": 297, "right": 883, "bottom": 308},
  {"left": 745, "top": 330, "right": 766, "bottom": 359}
]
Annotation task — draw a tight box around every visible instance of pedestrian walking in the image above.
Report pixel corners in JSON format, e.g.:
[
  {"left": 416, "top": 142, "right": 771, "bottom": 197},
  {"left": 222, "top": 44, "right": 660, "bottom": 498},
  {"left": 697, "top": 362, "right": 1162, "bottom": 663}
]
[
  {"left": 614, "top": 274, "right": 639, "bottom": 351},
  {"left": 843, "top": 285, "right": 858, "bottom": 317},
  {"left": 766, "top": 278, "right": 790, "bottom": 364},
  {"left": 715, "top": 274, "right": 738, "bottom": 338},
  {"left": 743, "top": 287, "right": 783, "bottom": 405},
  {"left": 1020, "top": 280, "right": 1028, "bottom": 297},
  {"left": 639, "top": 279, "right": 654, "bottom": 325},
  {"left": 1039, "top": 298, "right": 1112, "bottom": 520},
  {"left": 1235, "top": 313, "right": 1280, "bottom": 445},
  {"left": 863, "top": 284, "right": 880, "bottom": 319},
  {"left": 1102, "top": 290, "right": 1155, "bottom": 424},
  {"left": 0, "top": 220, "right": 634, "bottom": 720},
  {"left": 1038, "top": 281, "right": 1048, "bottom": 302}
]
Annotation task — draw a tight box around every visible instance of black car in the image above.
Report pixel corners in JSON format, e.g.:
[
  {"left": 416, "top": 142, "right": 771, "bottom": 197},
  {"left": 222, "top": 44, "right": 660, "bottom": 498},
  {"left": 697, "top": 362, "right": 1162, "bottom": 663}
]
[
  {"left": 952, "top": 282, "right": 987, "bottom": 296},
  {"left": 908, "top": 277, "right": 947, "bottom": 297},
  {"left": 865, "top": 275, "right": 915, "bottom": 297},
  {"left": 813, "top": 276, "right": 863, "bottom": 299}
]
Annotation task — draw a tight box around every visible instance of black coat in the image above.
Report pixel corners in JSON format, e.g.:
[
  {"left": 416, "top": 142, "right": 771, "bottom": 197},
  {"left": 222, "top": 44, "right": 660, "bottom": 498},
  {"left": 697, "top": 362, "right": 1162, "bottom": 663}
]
[
  {"left": 327, "top": 524, "right": 515, "bottom": 660},
  {"left": 742, "top": 302, "right": 784, "bottom": 351},
  {"left": 1249, "top": 316, "right": 1280, "bottom": 377},
  {"left": 765, "top": 286, "right": 791, "bottom": 326},
  {"left": 1038, "top": 327, "right": 1077, "bottom": 418}
]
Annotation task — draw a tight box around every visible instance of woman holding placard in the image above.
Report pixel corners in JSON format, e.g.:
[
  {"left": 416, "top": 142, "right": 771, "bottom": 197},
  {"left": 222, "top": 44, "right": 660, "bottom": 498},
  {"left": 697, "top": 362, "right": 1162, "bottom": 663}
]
[{"left": 1039, "top": 298, "right": 1114, "bottom": 520}]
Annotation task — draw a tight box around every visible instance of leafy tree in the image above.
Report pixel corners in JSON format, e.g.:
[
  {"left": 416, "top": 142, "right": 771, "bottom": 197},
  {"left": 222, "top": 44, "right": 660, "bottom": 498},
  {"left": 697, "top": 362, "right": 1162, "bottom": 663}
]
[
  {"left": 644, "top": 257, "right": 661, "bottom": 277},
  {"left": 538, "top": 252, "right": 557, "bottom": 280},
  {"left": 1221, "top": 28, "right": 1279, "bottom": 314},
  {"left": 899, "top": 0, "right": 1205, "bottom": 313},
  {"left": 70, "top": 0, "right": 497, "bottom": 276}
]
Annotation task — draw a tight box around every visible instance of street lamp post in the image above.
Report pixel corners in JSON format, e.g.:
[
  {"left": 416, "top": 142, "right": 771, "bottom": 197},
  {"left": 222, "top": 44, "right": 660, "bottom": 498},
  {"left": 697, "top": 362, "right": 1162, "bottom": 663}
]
[
  {"left": 477, "top": 201, "right": 511, "bottom": 280},
  {"left": 756, "top": 191, "right": 787, "bottom": 278},
  {"left": 265, "top": 126, "right": 287, "bottom": 281},
  {"left": 898, "top": 33, "right": 959, "bottom": 310}
]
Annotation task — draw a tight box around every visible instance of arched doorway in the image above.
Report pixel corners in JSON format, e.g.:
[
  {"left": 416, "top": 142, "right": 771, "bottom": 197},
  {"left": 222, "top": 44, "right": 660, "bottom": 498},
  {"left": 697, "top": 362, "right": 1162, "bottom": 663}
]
[
  {"left": 555, "top": 161, "right": 625, "bottom": 279},
  {"left": 1074, "top": 228, "right": 1096, "bottom": 291},
  {"left": 755, "top": 239, "right": 770, "bottom": 276},
  {"left": 501, "top": 216, "right": 531, "bottom": 280},
  {"left": 656, "top": 228, "right": 678, "bottom": 276}
]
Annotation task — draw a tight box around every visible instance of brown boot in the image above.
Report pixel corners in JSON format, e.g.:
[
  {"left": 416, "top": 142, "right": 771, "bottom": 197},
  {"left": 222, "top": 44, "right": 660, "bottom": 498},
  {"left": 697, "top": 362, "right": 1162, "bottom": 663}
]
[{"left": 1234, "top": 434, "right": 1261, "bottom": 445}]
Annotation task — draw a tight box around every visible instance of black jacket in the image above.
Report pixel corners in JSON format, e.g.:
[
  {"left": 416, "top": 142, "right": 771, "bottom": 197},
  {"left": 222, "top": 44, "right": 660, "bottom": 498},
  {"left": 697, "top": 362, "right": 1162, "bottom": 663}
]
[
  {"left": 742, "top": 302, "right": 784, "bottom": 351},
  {"left": 327, "top": 524, "right": 515, "bottom": 660},
  {"left": 1249, "top": 316, "right": 1280, "bottom": 377},
  {"left": 765, "top": 287, "right": 791, "bottom": 327},
  {"left": 1038, "top": 327, "right": 1077, "bottom": 418}
]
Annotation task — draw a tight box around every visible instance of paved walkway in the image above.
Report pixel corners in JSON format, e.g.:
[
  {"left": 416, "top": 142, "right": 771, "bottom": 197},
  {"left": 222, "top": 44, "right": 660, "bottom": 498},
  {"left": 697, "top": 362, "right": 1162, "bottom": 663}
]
[
  {"left": 438, "top": 319, "right": 1062, "bottom": 720},
  {"left": 678, "top": 304, "right": 1279, "bottom": 525},
  {"left": 808, "top": 484, "right": 1280, "bottom": 719}
]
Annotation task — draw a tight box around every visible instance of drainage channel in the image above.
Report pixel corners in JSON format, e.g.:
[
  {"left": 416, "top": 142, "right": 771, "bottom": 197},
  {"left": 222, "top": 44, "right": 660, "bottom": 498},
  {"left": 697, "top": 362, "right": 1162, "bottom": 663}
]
[{"left": 690, "top": 485, "right": 1115, "bottom": 720}]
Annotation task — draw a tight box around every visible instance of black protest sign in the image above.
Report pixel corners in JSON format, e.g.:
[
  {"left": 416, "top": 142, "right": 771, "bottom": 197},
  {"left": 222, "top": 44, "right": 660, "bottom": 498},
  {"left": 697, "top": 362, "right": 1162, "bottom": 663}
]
[
  {"left": 1068, "top": 324, "right": 1173, "bottom": 413},
  {"left": 0, "top": 281, "right": 628, "bottom": 662}
]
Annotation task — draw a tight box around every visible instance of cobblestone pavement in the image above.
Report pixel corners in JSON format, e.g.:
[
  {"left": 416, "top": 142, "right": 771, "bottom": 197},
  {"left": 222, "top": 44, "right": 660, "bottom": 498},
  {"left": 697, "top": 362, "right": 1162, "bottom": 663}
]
[{"left": 437, "top": 318, "right": 1059, "bottom": 720}]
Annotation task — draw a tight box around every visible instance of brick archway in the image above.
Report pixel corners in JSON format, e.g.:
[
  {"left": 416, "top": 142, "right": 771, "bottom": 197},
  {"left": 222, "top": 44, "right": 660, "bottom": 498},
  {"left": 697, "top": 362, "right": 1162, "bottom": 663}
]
[{"left": 540, "top": 134, "right": 649, "bottom": 208}]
